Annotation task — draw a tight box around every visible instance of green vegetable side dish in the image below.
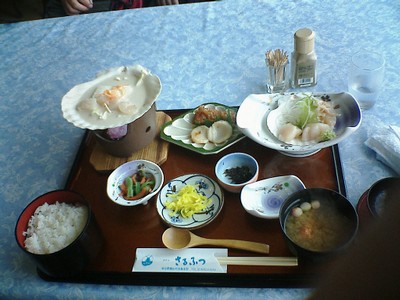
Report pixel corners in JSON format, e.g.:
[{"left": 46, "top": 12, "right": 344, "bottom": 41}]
[{"left": 119, "top": 170, "right": 155, "bottom": 200}]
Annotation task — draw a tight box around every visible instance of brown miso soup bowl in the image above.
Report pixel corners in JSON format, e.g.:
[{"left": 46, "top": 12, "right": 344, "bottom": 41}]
[
  {"left": 15, "top": 190, "right": 104, "bottom": 278},
  {"left": 279, "top": 188, "right": 359, "bottom": 261},
  {"left": 366, "top": 177, "right": 400, "bottom": 218},
  {"left": 93, "top": 103, "right": 157, "bottom": 157}
]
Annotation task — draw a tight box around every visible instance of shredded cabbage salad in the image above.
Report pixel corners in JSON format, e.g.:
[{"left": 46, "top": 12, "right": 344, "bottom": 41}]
[{"left": 284, "top": 94, "right": 319, "bottom": 129}]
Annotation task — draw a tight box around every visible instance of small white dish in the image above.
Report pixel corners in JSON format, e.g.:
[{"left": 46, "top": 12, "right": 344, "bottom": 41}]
[
  {"left": 237, "top": 93, "right": 362, "bottom": 157},
  {"left": 156, "top": 174, "right": 224, "bottom": 229},
  {"left": 107, "top": 160, "right": 164, "bottom": 207},
  {"left": 240, "top": 175, "right": 305, "bottom": 219}
]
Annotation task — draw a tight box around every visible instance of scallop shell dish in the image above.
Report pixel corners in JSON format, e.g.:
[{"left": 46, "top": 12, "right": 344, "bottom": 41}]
[{"left": 61, "top": 65, "right": 162, "bottom": 130}]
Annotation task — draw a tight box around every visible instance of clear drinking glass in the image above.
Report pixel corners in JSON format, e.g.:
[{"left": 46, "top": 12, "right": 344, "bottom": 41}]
[{"left": 348, "top": 49, "right": 385, "bottom": 110}]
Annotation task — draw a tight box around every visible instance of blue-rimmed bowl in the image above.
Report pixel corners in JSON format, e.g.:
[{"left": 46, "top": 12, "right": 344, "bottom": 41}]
[{"left": 215, "top": 152, "right": 259, "bottom": 193}]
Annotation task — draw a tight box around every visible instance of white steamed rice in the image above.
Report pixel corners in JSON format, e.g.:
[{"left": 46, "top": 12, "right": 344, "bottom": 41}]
[{"left": 24, "top": 201, "right": 88, "bottom": 254}]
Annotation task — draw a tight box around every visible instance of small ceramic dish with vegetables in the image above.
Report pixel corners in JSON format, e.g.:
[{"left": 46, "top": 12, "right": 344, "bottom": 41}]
[{"left": 107, "top": 160, "right": 164, "bottom": 206}]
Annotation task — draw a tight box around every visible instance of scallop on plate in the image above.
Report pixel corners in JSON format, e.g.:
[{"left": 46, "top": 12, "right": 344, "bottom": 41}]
[
  {"left": 236, "top": 93, "right": 362, "bottom": 157},
  {"left": 61, "top": 65, "right": 161, "bottom": 130},
  {"left": 160, "top": 103, "right": 245, "bottom": 155}
]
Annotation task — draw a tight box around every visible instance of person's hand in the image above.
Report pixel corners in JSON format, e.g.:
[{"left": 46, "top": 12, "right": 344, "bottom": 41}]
[
  {"left": 157, "top": 0, "right": 179, "bottom": 5},
  {"left": 61, "top": 0, "right": 93, "bottom": 15}
]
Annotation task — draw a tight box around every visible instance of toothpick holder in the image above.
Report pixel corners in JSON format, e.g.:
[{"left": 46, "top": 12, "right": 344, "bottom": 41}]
[{"left": 266, "top": 59, "right": 289, "bottom": 94}]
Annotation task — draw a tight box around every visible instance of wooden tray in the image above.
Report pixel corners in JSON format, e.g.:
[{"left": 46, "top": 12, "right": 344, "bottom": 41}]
[{"left": 40, "top": 109, "right": 347, "bottom": 288}]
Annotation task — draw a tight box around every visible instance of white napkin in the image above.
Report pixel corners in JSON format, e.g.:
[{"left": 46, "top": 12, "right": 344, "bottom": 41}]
[{"left": 365, "top": 124, "right": 400, "bottom": 175}]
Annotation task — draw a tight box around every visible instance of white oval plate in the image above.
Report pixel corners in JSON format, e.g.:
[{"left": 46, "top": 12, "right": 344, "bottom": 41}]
[
  {"left": 157, "top": 174, "right": 224, "bottom": 229},
  {"left": 236, "top": 93, "right": 362, "bottom": 157},
  {"left": 240, "top": 175, "right": 305, "bottom": 219},
  {"left": 62, "top": 65, "right": 161, "bottom": 130}
]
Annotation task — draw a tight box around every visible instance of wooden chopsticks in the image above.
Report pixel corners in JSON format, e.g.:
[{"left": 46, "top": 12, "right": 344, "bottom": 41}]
[{"left": 216, "top": 256, "right": 298, "bottom": 267}]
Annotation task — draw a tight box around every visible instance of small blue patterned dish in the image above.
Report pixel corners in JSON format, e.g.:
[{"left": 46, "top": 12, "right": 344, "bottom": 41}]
[
  {"left": 240, "top": 175, "right": 305, "bottom": 219},
  {"left": 156, "top": 174, "right": 224, "bottom": 229}
]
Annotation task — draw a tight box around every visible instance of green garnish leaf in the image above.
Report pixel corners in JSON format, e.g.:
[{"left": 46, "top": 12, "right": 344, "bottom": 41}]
[{"left": 320, "top": 129, "right": 336, "bottom": 142}]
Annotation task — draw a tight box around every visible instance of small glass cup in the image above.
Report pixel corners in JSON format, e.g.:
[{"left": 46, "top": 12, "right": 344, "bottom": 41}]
[
  {"left": 265, "top": 58, "right": 289, "bottom": 94},
  {"left": 347, "top": 49, "right": 385, "bottom": 110}
]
